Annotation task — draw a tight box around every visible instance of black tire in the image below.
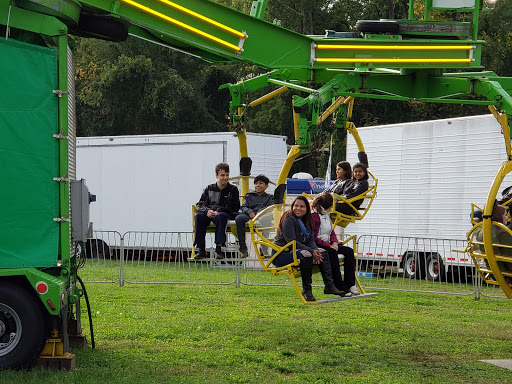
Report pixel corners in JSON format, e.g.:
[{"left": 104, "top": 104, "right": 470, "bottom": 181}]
[
  {"left": 70, "top": 14, "right": 128, "bottom": 42},
  {"left": 403, "top": 252, "right": 420, "bottom": 279},
  {"left": 86, "top": 239, "right": 111, "bottom": 259},
  {"left": 0, "top": 281, "right": 49, "bottom": 369},
  {"left": 356, "top": 20, "right": 400, "bottom": 34},
  {"left": 426, "top": 254, "right": 444, "bottom": 281}
]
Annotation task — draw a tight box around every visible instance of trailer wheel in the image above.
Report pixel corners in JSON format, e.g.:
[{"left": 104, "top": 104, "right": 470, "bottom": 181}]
[
  {"left": 426, "top": 254, "right": 444, "bottom": 281},
  {"left": 0, "top": 282, "right": 48, "bottom": 369},
  {"left": 86, "top": 239, "right": 111, "bottom": 259},
  {"left": 403, "top": 252, "right": 420, "bottom": 279}
]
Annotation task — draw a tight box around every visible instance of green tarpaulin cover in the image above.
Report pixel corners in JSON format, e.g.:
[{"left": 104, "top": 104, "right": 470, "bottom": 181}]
[{"left": 0, "top": 38, "right": 59, "bottom": 268}]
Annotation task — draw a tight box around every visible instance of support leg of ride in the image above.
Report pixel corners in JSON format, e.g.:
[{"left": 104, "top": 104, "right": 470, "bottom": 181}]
[
  {"left": 68, "top": 333, "right": 87, "bottom": 348},
  {"left": 68, "top": 316, "right": 87, "bottom": 348},
  {"left": 35, "top": 329, "right": 76, "bottom": 371},
  {"left": 355, "top": 275, "right": 366, "bottom": 295}
]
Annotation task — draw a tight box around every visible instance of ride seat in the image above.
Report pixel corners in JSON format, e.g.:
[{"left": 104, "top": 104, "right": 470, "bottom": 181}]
[
  {"left": 467, "top": 203, "right": 512, "bottom": 293},
  {"left": 249, "top": 205, "right": 367, "bottom": 304}
]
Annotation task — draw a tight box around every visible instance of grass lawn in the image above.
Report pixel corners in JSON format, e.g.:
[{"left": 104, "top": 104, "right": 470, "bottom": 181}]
[{"left": 3, "top": 284, "right": 512, "bottom": 383}]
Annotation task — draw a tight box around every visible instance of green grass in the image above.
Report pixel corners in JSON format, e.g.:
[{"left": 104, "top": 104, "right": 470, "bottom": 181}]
[{"left": 4, "top": 284, "right": 512, "bottom": 383}]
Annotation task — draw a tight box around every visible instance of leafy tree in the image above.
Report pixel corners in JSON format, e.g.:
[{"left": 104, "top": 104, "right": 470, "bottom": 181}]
[
  {"left": 480, "top": 0, "right": 512, "bottom": 77},
  {"left": 74, "top": 37, "right": 227, "bottom": 137}
]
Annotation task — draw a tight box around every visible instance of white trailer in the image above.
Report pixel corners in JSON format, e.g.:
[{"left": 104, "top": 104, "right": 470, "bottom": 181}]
[
  {"left": 345, "top": 114, "right": 512, "bottom": 279},
  {"left": 76, "top": 132, "right": 288, "bottom": 257}
]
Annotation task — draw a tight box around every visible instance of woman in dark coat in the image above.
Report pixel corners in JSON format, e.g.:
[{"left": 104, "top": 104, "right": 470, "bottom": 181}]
[{"left": 272, "top": 196, "right": 344, "bottom": 301}]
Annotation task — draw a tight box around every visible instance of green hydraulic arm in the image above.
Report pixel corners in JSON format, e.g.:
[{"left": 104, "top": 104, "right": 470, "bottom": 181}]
[{"left": 4, "top": 0, "right": 487, "bottom": 70}]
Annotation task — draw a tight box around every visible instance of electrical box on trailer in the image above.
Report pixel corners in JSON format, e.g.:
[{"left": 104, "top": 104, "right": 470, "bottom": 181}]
[{"left": 70, "top": 179, "right": 96, "bottom": 242}]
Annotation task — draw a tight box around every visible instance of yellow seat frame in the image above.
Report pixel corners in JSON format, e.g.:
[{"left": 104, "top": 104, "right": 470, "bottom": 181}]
[
  {"left": 467, "top": 202, "right": 512, "bottom": 295},
  {"left": 330, "top": 170, "right": 378, "bottom": 228},
  {"left": 249, "top": 205, "right": 370, "bottom": 305}
]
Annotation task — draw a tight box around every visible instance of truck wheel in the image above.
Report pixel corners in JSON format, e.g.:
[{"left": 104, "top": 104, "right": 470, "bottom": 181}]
[
  {"left": 403, "top": 253, "right": 419, "bottom": 279},
  {"left": 426, "top": 254, "right": 444, "bottom": 281},
  {"left": 86, "top": 239, "right": 111, "bottom": 259},
  {"left": 0, "top": 282, "right": 48, "bottom": 369}
]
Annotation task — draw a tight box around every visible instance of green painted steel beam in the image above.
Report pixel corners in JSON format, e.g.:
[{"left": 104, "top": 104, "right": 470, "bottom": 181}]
[
  {"left": 128, "top": 24, "right": 229, "bottom": 63},
  {"left": 79, "top": 0, "right": 312, "bottom": 68},
  {"left": 15, "top": 0, "right": 81, "bottom": 24},
  {"left": 0, "top": 1, "right": 68, "bottom": 36},
  {"left": 57, "top": 34, "right": 71, "bottom": 267},
  {"left": 250, "top": 0, "right": 268, "bottom": 19},
  {"left": 8, "top": 0, "right": 485, "bottom": 71}
]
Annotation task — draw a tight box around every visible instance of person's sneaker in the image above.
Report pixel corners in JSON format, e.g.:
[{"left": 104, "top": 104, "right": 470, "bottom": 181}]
[
  {"left": 259, "top": 247, "right": 271, "bottom": 258},
  {"left": 344, "top": 291, "right": 352, "bottom": 297},
  {"left": 193, "top": 248, "right": 207, "bottom": 259},
  {"left": 214, "top": 247, "right": 225, "bottom": 260},
  {"left": 239, "top": 246, "right": 248, "bottom": 259},
  {"left": 349, "top": 285, "right": 360, "bottom": 295}
]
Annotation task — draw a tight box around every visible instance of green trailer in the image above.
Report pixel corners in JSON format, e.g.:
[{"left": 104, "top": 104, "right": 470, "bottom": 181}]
[{"left": 1, "top": 0, "right": 512, "bottom": 369}]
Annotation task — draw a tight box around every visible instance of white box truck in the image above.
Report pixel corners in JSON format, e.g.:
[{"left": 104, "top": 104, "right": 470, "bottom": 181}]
[
  {"left": 76, "top": 132, "right": 288, "bottom": 258},
  {"left": 346, "top": 114, "right": 512, "bottom": 280}
]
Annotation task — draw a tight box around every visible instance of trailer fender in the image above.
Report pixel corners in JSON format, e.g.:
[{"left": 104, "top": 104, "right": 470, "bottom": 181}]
[{"left": 0, "top": 269, "right": 67, "bottom": 316}]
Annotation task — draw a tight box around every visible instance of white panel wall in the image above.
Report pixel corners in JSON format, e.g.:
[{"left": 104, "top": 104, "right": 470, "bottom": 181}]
[
  {"left": 347, "top": 114, "right": 510, "bottom": 240},
  {"left": 76, "top": 132, "right": 287, "bottom": 233}
]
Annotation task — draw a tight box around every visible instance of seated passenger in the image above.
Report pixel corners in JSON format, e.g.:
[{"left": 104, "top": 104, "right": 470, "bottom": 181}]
[
  {"left": 326, "top": 161, "right": 352, "bottom": 195},
  {"left": 474, "top": 204, "right": 512, "bottom": 281},
  {"left": 311, "top": 193, "right": 359, "bottom": 296},
  {"left": 271, "top": 196, "right": 345, "bottom": 301},
  {"left": 193, "top": 162, "right": 240, "bottom": 260},
  {"left": 235, "top": 174, "right": 273, "bottom": 258},
  {"left": 335, "top": 162, "right": 369, "bottom": 215},
  {"left": 473, "top": 209, "right": 483, "bottom": 223}
]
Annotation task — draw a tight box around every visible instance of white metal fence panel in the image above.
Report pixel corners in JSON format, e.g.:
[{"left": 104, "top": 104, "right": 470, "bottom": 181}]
[
  {"left": 80, "top": 231, "right": 509, "bottom": 300},
  {"left": 79, "top": 231, "right": 121, "bottom": 283},
  {"left": 355, "top": 235, "right": 477, "bottom": 295}
]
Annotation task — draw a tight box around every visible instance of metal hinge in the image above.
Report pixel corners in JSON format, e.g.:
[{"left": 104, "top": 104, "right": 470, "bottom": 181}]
[
  {"left": 53, "top": 129, "right": 68, "bottom": 140},
  {"left": 54, "top": 174, "right": 70, "bottom": 182},
  {"left": 52, "top": 89, "right": 68, "bottom": 98},
  {"left": 53, "top": 216, "right": 70, "bottom": 223}
]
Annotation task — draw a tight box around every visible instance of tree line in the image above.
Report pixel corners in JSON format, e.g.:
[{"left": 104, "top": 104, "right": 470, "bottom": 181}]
[{"left": 73, "top": 0, "right": 511, "bottom": 177}]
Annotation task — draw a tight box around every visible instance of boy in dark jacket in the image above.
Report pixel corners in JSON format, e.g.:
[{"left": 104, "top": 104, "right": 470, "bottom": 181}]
[
  {"left": 194, "top": 163, "right": 240, "bottom": 259},
  {"left": 235, "top": 174, "right": 273, "bottom": 257}
]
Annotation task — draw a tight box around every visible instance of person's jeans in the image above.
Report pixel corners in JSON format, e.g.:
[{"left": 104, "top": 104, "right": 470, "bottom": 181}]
[
  {"left": 235, "top": 213, "right": 251, "bottom": 249},
  {"left": 319, "top": 245, "right": 356, "bottom": 290},
  {"left": 236, "top": 213, "right": 273, "bottom": 252},
  {"left": 194, "top": 212, "right": 231, "bottom": 247},
  {"left": 271, "top": 249, "right": 305, "bottom": 267}
]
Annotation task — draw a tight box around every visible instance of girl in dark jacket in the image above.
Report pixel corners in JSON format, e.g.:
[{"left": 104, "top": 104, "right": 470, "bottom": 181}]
[
  {"left": 327, "top": 161, "right": 352, "bottom": 195},
  {"left": 272, "top": 196, "right": 344, "bottom": 301},
  {"left": 335, "top": 162, "right": 369, "bottom": 215}
]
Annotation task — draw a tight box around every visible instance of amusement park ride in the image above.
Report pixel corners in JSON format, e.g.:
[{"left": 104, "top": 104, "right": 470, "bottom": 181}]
[{"left": 1, "top": 0, "right": 512, "bottom": 369}]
